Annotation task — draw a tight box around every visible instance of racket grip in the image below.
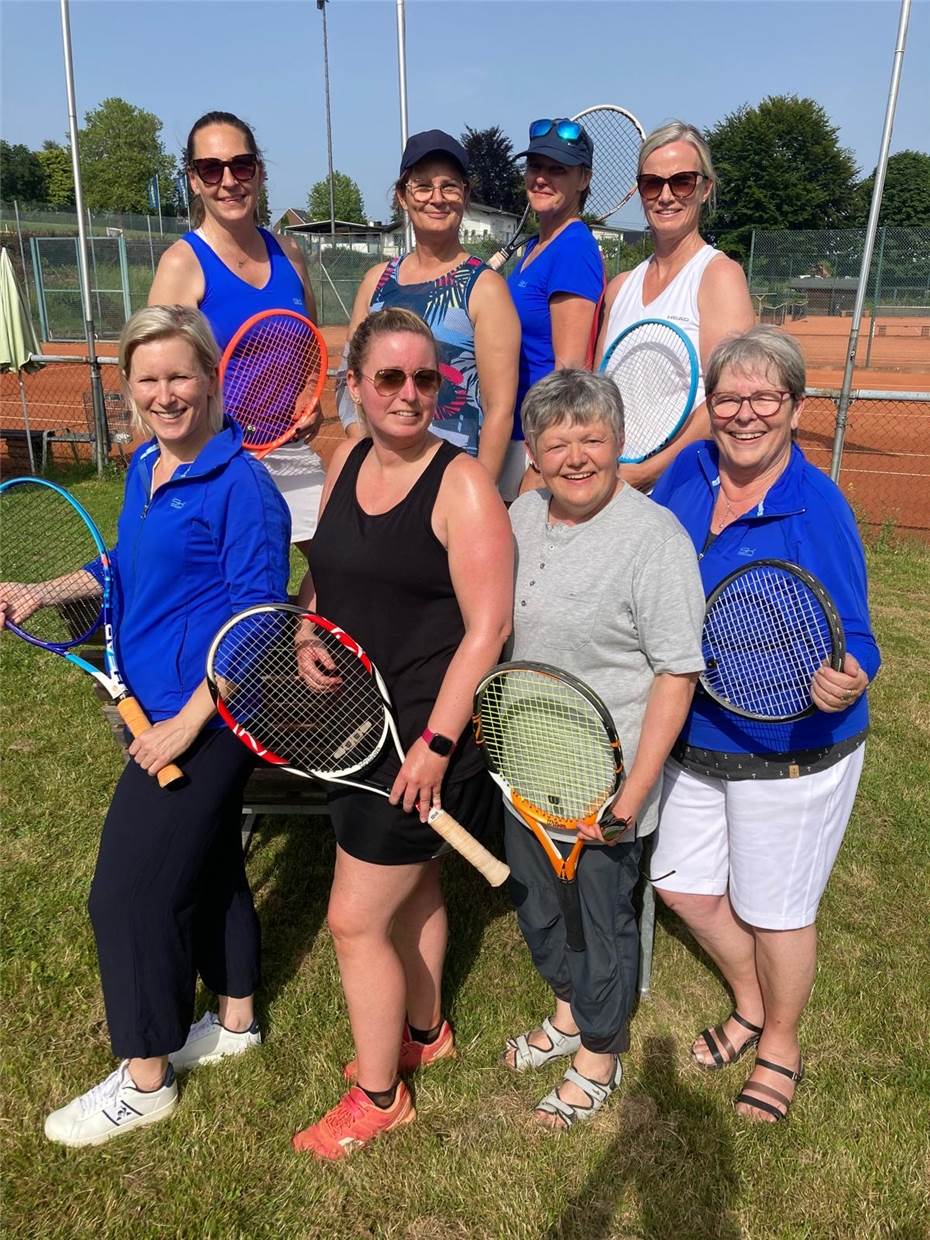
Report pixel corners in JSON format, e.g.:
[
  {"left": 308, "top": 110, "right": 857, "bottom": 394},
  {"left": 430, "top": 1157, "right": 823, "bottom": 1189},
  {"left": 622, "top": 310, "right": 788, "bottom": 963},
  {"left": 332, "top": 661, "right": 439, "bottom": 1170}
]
[
  {"left": 116, "top": 697, "right": 185, "bottom": 788},
  {"left": 427, "top": 808, "right": 510, "bottom": 887},
  {"left": 486, "top": 248, "right": 509, "bottom": 273},
  {"left": 559, "top": 883, "right": 586, "bottom": 953}
]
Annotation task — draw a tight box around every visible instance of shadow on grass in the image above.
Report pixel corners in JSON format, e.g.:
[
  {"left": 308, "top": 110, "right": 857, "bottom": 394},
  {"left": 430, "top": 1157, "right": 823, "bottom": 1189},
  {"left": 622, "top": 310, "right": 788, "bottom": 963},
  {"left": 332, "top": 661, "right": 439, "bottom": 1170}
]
[{"left": 543, "top": 1035, "right": 741, "bottom": 1240}]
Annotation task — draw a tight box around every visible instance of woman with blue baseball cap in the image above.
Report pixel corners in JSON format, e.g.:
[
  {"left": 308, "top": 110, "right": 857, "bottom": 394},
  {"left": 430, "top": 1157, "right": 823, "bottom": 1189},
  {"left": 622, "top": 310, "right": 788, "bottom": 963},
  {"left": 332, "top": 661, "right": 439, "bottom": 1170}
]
[
  {"left": 501, "top": 118, "right": 605, "bottom": 500},
  {"left": 338, "top": 129, "right": 520, "bottom": 485}
]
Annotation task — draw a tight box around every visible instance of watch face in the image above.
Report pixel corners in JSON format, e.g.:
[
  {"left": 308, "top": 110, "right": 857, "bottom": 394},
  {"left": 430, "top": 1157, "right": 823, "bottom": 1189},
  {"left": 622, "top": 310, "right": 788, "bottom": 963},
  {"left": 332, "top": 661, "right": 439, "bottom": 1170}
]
[{"left": 427, "top": 733, "right": 455, "bottom": 757}]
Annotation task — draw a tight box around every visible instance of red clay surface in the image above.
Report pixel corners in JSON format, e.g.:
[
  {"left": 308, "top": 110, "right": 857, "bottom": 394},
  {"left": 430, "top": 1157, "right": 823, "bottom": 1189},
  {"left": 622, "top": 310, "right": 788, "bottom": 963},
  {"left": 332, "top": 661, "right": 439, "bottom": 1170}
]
[{"left": 3, "top": 320, "right": 928, "bottom": 536}]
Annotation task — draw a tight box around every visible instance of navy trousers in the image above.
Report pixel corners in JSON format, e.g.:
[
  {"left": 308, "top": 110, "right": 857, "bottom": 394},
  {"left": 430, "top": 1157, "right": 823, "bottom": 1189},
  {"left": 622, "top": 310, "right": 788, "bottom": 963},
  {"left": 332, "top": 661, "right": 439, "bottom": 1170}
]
[{"left": 88, "top": 727, "right": 258, "bottom": 1059}]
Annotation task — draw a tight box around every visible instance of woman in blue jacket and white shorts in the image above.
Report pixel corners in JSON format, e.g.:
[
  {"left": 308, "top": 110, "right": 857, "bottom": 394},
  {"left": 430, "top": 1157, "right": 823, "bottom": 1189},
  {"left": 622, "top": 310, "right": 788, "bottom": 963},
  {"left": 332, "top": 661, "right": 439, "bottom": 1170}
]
[
  {"left": 651, "top": 326, "right": 879, "bottom": 1123},
  {"left": 0, "top": 306, "right": 291, "bottom": 1147}
]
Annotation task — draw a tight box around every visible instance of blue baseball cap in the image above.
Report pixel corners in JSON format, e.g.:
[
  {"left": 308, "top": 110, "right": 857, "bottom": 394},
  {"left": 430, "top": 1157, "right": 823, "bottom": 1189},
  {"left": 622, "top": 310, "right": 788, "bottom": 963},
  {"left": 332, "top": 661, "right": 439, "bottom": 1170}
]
[
  {"left": 515, "top": 119, "right": 594, "bottom": 168},
  {"left": 399, "top": 130, "right": 470, "bottom": 177}
]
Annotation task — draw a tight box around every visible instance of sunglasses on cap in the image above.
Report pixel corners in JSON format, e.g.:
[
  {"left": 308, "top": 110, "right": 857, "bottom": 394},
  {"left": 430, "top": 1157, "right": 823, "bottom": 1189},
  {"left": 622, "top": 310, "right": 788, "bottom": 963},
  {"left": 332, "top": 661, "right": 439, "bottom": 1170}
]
[
  {"left": 189, "top": 155, "right": 259, "bottom": 186},
  {"left": 528, "top": 118, "right": 584, "bottom": 143},
  {"left": 364, "top": 368, "right": 443, "bottom": 397},
  {"left": 636, "top": 171, "right": 706, "bottom": 201}
]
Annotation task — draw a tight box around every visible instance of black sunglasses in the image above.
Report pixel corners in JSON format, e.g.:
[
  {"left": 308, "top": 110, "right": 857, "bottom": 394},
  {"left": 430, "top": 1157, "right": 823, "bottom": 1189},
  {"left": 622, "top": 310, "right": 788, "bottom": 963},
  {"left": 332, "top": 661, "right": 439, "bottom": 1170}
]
[
  {"left": 636, "top": 171, "right": 706, "bottom": 201},
  {"left": 189, "top": 155, "right": 259, "bottom": 186},
  {"left": 364, "top": 368, "right": 443, "bottom": 397}
]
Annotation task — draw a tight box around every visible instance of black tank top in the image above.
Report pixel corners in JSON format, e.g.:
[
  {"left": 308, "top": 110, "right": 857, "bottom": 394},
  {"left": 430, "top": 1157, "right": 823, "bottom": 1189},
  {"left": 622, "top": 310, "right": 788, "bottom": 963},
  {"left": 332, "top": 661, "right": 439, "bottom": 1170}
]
[{"left": 310, "top": 438, "right": 482, "bottom": 785}]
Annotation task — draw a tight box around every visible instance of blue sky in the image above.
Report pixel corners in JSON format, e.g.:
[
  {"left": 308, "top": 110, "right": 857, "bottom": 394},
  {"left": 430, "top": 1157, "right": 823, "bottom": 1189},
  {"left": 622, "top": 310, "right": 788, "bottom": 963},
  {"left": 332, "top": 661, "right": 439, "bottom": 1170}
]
[{"left": 1, "top": 0, "right": 927, "bottom": 228}]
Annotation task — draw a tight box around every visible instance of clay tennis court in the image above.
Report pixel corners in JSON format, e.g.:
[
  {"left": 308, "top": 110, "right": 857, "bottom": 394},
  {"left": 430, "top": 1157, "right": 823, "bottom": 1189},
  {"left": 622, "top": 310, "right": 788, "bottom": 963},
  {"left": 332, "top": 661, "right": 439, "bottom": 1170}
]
[{"left": 3, "top": 318, "right": 929, "bottom": 537}]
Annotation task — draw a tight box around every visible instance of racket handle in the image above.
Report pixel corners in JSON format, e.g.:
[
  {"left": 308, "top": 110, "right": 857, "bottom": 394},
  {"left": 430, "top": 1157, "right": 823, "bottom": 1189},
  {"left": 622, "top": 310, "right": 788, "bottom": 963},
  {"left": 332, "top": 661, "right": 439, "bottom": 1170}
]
[
  {"left": 558, "top": 882, "right": 586, "bottom": 953},
  {"left": 486, "top": 247, "right": 510, "bottom": 273},
  {"left": 427, "top": 808, "right": 510, "bottom": 887},
  {"left": 116, "top": 697, "right": 185, "bottom": 788}
]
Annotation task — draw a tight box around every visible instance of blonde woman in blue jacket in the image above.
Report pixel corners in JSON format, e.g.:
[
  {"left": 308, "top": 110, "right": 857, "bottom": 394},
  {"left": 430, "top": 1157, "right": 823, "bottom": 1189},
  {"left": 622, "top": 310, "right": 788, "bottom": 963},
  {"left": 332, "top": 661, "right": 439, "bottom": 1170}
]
[{"left": 1, "top": 306, "right": 290, "bottom": 1147}]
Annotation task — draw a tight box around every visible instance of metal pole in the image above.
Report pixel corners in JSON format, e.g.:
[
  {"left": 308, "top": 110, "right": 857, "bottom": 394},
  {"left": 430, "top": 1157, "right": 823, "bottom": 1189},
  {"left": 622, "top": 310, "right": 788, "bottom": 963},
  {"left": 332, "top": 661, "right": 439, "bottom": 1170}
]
[
  {"left": 395, "top": 0, "right": 413, "bottom": 254},
  {"left": 13, "top": 200, "right": 33, "bottom": 317},
  {"left": 830, "top": 0, "right": 911, "bottom": 482},
  {"left": 146, "top": 214, "right": 155, "bottom": 273},
  {"left": 317, "top": 0, "right": 337, "bottom": 248},
  {"left": 865, "top": 225, "right": 887, "bottom": 368},
  {"left": 59, "top": 0, "right": 107, "bottom": 474}
]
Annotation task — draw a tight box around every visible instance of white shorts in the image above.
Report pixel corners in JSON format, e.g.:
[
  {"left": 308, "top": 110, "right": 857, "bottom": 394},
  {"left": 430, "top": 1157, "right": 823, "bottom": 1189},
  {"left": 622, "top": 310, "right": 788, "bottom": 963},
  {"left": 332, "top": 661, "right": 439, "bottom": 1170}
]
[
  {"left": 652, "top": 747, "right": 865, "bottom": 930},
  {"left": 260, "top": 441, "right": 325, "bottom": 543},
  {"left": 498, "top": 440, "right": 529, "bottom": 504}
]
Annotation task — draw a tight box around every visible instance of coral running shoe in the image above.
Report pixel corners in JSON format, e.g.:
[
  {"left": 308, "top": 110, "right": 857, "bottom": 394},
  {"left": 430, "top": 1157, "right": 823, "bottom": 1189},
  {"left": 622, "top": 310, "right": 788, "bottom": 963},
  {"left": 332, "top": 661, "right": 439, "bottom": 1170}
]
[
  {"left": 343, "top": 1020, "right": 456, "bottom": 1081},
  {"left": 292, "top": 1083, "right": 415, "bottom": 1161}
]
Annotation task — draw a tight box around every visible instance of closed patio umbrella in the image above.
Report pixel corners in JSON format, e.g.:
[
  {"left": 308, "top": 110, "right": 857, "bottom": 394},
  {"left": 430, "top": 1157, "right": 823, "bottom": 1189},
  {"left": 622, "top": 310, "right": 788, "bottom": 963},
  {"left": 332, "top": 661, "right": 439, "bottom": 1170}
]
[{"left": 0, "top": 246, "right": 44, "bottom": 472}]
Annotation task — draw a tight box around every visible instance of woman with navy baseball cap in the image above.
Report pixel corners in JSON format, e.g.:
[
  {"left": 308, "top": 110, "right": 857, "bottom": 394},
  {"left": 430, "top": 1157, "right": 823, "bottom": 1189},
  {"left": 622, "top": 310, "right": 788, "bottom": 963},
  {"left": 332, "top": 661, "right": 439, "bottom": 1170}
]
[{"left": 337, "top": 129, "right": 520, "bottom": 485}]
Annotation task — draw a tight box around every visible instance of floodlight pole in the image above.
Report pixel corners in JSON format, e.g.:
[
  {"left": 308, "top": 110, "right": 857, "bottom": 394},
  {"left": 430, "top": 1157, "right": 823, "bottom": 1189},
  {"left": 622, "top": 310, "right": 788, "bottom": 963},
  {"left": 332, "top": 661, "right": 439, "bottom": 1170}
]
[
  {"left": 317, "top": 0, "right": 337, "bottom": 248},
  {"left": 60, "top": 0, "right": 106, "bottom": 475},
  {"left": 395, "top": 0, "right": 413, "bottom": 253},
  {"left": 830, "top": 0, "right": 911, "bottom": 481}
]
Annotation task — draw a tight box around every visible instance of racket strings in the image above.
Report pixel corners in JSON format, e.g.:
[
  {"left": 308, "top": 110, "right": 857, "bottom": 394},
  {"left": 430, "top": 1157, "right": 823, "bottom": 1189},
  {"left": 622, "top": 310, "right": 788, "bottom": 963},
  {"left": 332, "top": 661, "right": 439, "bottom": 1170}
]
[
  {"left": 478, "top": 671, "right": 619, "bottom": 825},
  {"left": 212, "top": 611, "right": 386, "bottom": 775},
  {"left": 575, "top": 108, "right": 643, "bottom": 218},
  {"left": 0, "top": 482, "right": 103, "bottom": 646},
  {"left": 223, "top": 317, "right": 324, "bottom": 446},
  {"left": 603, "top": 323, "right": 694, "bottom": 460},
  {"left": 703, "top": 568, "right": 836, "bottom": 718}
]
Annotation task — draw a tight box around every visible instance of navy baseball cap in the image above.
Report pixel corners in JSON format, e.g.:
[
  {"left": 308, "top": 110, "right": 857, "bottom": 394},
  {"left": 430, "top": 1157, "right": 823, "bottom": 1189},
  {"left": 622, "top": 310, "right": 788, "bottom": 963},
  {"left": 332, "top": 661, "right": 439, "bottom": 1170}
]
[
  {"left": 399, "top": 130, "right": 470, "bottom": 177},
  {"left": 515, "top": 119, "right": 594, "bottom": 168}
]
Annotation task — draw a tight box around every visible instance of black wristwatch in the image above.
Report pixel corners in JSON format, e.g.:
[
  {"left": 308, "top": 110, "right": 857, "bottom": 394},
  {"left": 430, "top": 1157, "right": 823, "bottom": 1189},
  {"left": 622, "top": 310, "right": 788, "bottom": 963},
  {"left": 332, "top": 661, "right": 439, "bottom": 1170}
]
[{"left": 421, "top": 727, "right": 456, "bottom": 757}]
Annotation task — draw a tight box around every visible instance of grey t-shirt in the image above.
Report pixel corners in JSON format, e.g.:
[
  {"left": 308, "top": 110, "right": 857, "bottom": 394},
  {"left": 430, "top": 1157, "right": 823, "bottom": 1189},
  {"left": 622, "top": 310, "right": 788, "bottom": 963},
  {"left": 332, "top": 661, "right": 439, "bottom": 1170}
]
[{"left": 508, "top": 483, "right": 705, "bottom": 836}]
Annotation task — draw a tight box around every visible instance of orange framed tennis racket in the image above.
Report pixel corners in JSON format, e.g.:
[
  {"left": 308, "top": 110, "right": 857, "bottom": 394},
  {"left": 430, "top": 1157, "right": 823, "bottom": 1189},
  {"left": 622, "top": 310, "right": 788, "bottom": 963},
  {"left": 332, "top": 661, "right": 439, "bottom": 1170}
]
[{"left": 219, "top": 309, "right": 328, "bottom": 459}]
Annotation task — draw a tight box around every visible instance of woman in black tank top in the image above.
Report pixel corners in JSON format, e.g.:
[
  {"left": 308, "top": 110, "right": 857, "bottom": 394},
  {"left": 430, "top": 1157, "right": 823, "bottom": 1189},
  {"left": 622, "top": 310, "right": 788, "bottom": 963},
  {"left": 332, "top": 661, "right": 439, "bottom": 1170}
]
[{"left": 291, "top": 308, "right": 513, "bottom": 1159}]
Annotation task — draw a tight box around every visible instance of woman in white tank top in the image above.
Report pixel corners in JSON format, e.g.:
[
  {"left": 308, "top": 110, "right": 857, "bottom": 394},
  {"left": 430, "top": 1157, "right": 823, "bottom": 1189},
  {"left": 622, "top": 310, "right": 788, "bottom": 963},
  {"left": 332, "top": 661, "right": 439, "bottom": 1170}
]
[{"left": 595, "top": 121, "right": 754, "bottom": 492}]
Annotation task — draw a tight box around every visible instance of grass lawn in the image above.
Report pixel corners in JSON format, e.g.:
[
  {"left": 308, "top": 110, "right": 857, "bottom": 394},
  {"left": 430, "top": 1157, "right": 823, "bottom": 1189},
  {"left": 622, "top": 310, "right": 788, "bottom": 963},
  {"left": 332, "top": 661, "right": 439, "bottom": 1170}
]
[{"left": 2, "top": 472, "right": 928, "bottom": 1238}]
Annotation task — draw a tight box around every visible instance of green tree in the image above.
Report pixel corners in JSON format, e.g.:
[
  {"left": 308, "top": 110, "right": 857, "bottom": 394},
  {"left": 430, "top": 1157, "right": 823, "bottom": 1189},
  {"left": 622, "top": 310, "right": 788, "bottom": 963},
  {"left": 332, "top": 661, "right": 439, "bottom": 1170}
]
[
  {"left": 36, "top": 140, "right": 75, "bottom": 208},
  {"left": 0, "top": 140, "right": 46, "bottom": 203},
  {"left": 706, "top": 95, "right": 859, "bottom": 262},
  {"left": 256, "top": 182, "right": 271, "bottom": 227},
  {"left": 460, "top": 126, "right": 523, "bottom": 215},
  {"left": 852, "top": 150, "right": 930, "bottom": 228},
  {"left": 79, "top": 97, "right": 177, "bottom": 213},
  {"left": 307, "top": 171, "right": 365, "bottom": 223}
]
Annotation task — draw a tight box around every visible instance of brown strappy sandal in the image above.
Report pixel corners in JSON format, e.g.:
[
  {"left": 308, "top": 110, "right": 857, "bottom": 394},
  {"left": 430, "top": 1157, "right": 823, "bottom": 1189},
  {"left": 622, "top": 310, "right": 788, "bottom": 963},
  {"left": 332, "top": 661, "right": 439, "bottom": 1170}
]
[{"left": 690, "top": 1011, "right": 763, "bottom": 1071}]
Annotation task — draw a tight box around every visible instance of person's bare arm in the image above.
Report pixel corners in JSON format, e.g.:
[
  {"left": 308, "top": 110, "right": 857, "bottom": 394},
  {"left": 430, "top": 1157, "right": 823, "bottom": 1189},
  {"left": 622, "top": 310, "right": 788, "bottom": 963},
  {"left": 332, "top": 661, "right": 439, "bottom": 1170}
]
[
  {"left": 389, "top": 457, "right": 514, "bottom": 816},
  {"left": 148, "top": 239, "right": 204, "bottom": 306},
  {"left": 470, "top": 270, "right": 520, "bottom": 481},
  {"left": 620, "top": 255, "right": 755, "bottom": 491},
  {"left": 578, "top": 671, "right": 698, "bottom": 842},
  {"left": 549, "top": 292, "right": 598, "bottom": 370},
  {"left": 336, "top": 264, "right": 386, "bottom": 438},
  {"left": 593, "top": 271, "right": 631, "bottom": 365},
  {"left": 279, "top": 234, "right": 319, "bottom": 324}
]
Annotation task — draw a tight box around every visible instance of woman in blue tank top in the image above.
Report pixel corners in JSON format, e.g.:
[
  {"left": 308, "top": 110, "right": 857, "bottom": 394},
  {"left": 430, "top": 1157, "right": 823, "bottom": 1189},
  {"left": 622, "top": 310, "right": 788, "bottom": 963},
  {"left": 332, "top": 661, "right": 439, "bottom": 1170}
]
[
  {"left": 337, "top": 130, "right": 519, "bottom": 487},
  {"left": 150, "top": 111, "right": 326, "bottom": 561}
]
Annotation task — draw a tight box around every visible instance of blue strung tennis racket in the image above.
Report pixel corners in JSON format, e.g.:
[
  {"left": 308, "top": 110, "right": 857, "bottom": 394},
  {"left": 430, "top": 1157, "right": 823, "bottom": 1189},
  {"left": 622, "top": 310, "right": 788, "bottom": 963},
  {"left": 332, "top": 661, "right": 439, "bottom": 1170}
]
[
  {"left": 599, "top": 317, "right": 700, "bottom": 463},
  {"left": 700, "top": 560, "right": 846, "bottom": 722},
  {"left": 0, "top": 477, "right": 183, "bottom": 787}
]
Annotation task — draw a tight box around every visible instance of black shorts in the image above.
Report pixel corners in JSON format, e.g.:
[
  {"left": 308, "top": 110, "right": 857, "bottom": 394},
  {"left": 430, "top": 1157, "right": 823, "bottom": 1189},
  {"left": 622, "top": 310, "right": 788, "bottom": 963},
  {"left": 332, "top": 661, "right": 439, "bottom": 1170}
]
[{"left": 327, "top": 767, "right": 503, "bottom": 865}]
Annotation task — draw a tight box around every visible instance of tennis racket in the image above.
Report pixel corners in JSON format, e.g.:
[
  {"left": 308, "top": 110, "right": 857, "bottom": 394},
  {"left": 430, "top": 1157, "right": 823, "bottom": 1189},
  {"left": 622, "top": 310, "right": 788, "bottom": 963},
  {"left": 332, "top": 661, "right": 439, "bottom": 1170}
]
[
  {"left": 700, "top": 560, "right": 846, "bottom": 722},
  {"left": 487, "top": 104, "right": 645, "bottom": 272},
  {"left": 473, "top": 662, "right": 627, "bottom": 950},
  {"left": 206, "top": 603, "right": 510, "bottom": 887},
  {"left": 219, "top": 309, "right": 328, "bottom": 459},
  {"left": 600, "top": 318, "right": 700, "bottom": 462},
  {"left": 0, "top": 477, "right": 183, "bottom": 787}
]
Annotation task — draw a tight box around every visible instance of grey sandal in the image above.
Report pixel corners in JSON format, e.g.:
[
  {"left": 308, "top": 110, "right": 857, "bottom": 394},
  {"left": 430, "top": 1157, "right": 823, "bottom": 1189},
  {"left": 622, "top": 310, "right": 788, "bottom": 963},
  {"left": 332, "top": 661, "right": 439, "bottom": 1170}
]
[
  {"left": 502, "top": 1016, "right": 581, "bottom": 1073},
  {"left": 534, "top": 1056, "right": 623, "bottom": 1129}
]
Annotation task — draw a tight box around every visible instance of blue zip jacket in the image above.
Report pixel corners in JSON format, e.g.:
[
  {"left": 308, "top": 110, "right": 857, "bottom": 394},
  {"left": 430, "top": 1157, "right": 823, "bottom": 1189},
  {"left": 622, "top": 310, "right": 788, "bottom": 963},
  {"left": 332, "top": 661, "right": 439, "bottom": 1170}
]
[
  {"left": 651, "top": 440, "right": 880, "bottom": 755},
  {"left": 89, "top": 418, "right": 290, "bottom": 722}
]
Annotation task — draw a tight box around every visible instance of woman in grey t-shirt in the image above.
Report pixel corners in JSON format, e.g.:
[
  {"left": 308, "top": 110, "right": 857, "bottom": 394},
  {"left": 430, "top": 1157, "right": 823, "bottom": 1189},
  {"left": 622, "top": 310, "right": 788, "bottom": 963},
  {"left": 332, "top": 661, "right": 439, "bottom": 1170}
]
[{"left": 501, "top": 369, "right": 705, "bottom": 1129}]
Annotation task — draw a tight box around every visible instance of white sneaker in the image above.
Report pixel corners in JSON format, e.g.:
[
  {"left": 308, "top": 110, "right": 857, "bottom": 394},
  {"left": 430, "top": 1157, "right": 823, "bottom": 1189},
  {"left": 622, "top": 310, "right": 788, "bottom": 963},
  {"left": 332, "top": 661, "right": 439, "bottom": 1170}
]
[
  {"left": 45, "top": 1061, "right": 178, "bottom": 1147},
  {"left": 169, "top": 1012, "right": 261, "bottom": 1073}
]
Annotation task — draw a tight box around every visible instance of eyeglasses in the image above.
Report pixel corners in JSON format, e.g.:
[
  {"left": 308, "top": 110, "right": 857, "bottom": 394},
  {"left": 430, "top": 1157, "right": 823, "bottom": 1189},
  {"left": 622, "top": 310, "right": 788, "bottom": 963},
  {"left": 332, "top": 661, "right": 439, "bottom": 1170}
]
[
  {"left": 188, "top": 155, "right": 259, "bottom": 186},
  {"left": 708, "top": 391, "right": 793, "bottom": 419},
  {"left": 636, "top": 171, "right": 706, "bottom": 201},
  {"left": 405, "top": 180, "right": 466, "bottom": 203},
  {"left": 364, "top": 368, "right": 443, "bottom": 397},
  {"left": 529, "top": 118, "right": 583, "bottom": 143}
]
